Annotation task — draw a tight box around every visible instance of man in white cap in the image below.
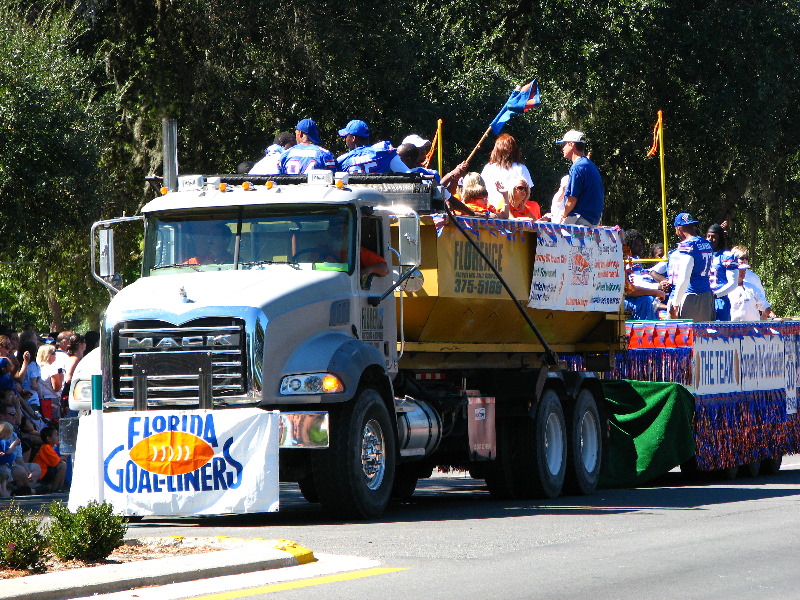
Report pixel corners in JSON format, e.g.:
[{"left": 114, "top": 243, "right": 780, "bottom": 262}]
[
  {"left": 402, "top": 134, "right": 431, "bottom": 167},
  {"left": 278, "top": 118, "right": 336, "bottom": 174},
  {"left": 554, "top": 130, "right": 604, "bottom": 226}
]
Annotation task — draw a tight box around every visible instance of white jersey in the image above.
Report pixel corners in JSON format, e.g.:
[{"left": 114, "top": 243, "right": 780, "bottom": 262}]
[{"left": 729, "top": 285, "right": 764, "bottom": 321}]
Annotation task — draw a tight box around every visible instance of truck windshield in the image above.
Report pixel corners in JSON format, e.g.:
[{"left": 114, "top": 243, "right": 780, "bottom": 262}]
[{"left": 142, "top": 205, "right": 355, "bottom": 275}]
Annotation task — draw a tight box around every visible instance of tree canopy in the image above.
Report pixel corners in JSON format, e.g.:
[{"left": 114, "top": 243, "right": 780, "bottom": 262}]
[{"left": 0, "top": 0, "right": 798, "bottom": 329}]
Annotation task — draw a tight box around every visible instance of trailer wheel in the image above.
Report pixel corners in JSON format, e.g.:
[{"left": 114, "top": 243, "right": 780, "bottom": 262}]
[
  {"left": 741, "top": 460, "right": 761, "bottom": 478},
  {"left": 311, "top": 388, "right": 395, "bottom": 519},
  {"left": 563, "top": 389, "right": 602, "bottom": 495},
  {"left": 512, "top": 389, "right": 567, "bottom": 499},
  {"left": 761, "top": 456, "right": 782, "bottom": 475}
]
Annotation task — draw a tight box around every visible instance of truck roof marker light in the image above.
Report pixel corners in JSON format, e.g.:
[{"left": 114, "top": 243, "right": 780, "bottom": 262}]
[
  {"left": 219, "top": 183, "right": 227, "bottom": 192},
  {"left": 335, "top": 179, "right": 345, "bottom": 189},
  {"left": 266, "top": 181, "right": 274, "bottom": 190},
  {"left": 160, "top": 186, "right": 169, "bottom": 196},
  {"left": 243, "top": 181, "right": 251, "bottom": 191}
]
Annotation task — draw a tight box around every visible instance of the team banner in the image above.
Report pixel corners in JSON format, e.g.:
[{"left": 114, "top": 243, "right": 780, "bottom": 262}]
[
  {"left": 68, "top": 408, "right": 279, "bottom": 516},
  {"left": 527, "top": 224, "right": 624, "bottom": 312},
  {"left": 691, "top": 324, "right": 797, "bottom": 414}
]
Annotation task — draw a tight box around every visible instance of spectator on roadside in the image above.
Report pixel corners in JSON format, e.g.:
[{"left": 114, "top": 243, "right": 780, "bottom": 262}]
[
  {"left": 666, "top": 213, "right": 715, "bottom": 322},
  {"left": 0, "top": 335, "right": 19, "bottom": 373},
  {"left": 84, "top": 330, "right": 100, "bottom": 354},
  {"left": 480, "top": 133, "right": 534, "bottom": 211},
  {"left": 32, "top": 426, "right": 66, "bottom": 493},
  {"left": 730, "top": 245, "right": 777, "bottom": 320},
  {"left": 278, "top": 119, "right": 336, "bottom": 174},
  {"left": 706, "top": 224, "right": 738, "bottom": 321},
  {"left": 37, "top": 345, "right": 62, "bottom": 423},
  {"left": 0, "top": 421, "right": 19, "bottom": 497},
  {"left": 0, "top": 403, "right": 41, "bottom": 495},
  {"left": 554, "top": 130, "right": 604, "bottom": 226},
  {"left": 61, "top": 333, "right": 86, "bottom": 410}
]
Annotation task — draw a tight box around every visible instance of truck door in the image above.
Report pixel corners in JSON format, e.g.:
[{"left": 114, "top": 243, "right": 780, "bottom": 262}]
[{"left": 356, "top": 212, "right": 397, "bottom": 374}]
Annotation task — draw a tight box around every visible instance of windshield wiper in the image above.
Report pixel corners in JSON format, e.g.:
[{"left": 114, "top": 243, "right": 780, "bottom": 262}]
[{"left": 151, "top": 262, "right": 202, "bottom": 271}]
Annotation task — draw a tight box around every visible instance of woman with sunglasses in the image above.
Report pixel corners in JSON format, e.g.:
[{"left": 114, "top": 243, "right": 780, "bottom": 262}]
[{"left": 495, "top": 177, "right": 541, "bottom": 220}]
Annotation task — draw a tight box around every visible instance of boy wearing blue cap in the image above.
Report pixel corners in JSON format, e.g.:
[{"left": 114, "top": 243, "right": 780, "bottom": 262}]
[
  {"left": 278, "top": 118, "right": 336, "bottom": 174},
  {"left": 666, "top": 212, "right": 715, "bottom": 322},
  {"left": 335, "top": 119, "right": 408, "bottom": 174}
]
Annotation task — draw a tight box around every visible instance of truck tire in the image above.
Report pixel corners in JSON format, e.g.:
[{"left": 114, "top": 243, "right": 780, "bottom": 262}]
[
  {"left": 760, "top": 455, "right": 782, "bottom": 475},
  {"left": 484, "top": 417, "right": 516, "bottom": 500},
  {"left": 311, "top": 388, "right": 396, "bottom": 519},
  {"left": 563, "top": 389, "right": 602, "bottom": 495},
  {"left": 297, "top": 475, "right": 319, "bottom": 503},
  {"left": 513, "top": 389, "right": 567, "bottom": 499},
  {"left": 391, "top": 466, "right": 419, "bottom": 499}
]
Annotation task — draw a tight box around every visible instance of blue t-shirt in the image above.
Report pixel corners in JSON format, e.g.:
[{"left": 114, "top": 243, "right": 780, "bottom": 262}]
[
  {"left": 709, "top": 249, "right": 738, "bottom": 292},
  {"left": 0, "top": 439, "right": 15, "bottom": 465},
  {"left": 675, "top": 236, "right": 713, "bottom": 294},
  {"left": 336, "top": 144, "right": 396, "bottom": 174},
  {"left": 565, "top": 156, "right": 604, "bottom": 225},
  {"left": 278, "top": 144, "right": 336, "bottom": 174}
]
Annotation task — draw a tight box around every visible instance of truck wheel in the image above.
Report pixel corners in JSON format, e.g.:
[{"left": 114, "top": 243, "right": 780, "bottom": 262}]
[
  {"left": 311, "top": 388, "right": 395, "bottom": 519},
  {"left": 513, "top": 389, "right": 567, "bottom": 499},
  {"left": 563, "top": 389, "right": 602, "bottom": 495},
  {"left": 297, "top": 475, "right": 319, "bottom": 503},
  {"left": 484, "top": 417, "right": 516, "bottom": 499},
  {"left": 391, "top": 466, "right": 418, "bottom": 499},
  {"left": 760, "top": 456, "right": 782, "bottom": 475}
]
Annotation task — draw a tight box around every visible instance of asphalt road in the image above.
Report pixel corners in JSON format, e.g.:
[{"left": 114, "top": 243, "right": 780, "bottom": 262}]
[{"left": 101, "top": 455, "right": 800, "bottom": 600}]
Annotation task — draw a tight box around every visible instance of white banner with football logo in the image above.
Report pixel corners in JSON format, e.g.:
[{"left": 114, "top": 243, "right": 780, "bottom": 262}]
[
  {"left": 527, "top": 224, "right": 624, "bottom": 312},
  {"left": 68, "top": 409, "right": 279, "bottom": 516}
]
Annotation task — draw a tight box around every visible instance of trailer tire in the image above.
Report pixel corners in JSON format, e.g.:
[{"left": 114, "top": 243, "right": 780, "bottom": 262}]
[
  {"left": 563, "top": 389, "right": 602, "bottom": 495},
  {"left": 761, "top": 456, "right": 782, "bottom": 475},
  {"left": 311, "top": 388, "right": 395, "bottom": 519},
  {"left": 741, "top": 460, "right": 760, "bottom": 478},
  {"left": 513, "top": 389, "right": 567, "bottom": 499}
]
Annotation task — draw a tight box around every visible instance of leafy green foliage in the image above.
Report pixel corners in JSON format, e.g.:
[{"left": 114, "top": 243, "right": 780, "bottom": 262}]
[
  {"left": 1, "top": 0, "right": 800, "bottom": 321},
  {"left": 0, "top": 502, "right": 49, "bottom": 572},
  {"left": 48, "top": 500, "right": 128, "bottom": 562}
]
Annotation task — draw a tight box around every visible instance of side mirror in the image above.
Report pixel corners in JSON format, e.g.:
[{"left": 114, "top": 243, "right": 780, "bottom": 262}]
[
  {"left": 397, "top": 214, "right": 420, "bottom": 267},
  {"left": 98, "top": 228, "right": 115, "bottom": 279}
]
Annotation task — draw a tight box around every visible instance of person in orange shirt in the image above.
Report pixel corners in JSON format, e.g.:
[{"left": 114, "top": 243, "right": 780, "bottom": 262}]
[
  {"left": 453, "top": 172, "right": 499, "bottom": 217},
  {"left": 33, "top": 426, "right": 66, "bottom": 493},
  {"left": 495, "top": 177, "right": 541, "bottom": 220}
]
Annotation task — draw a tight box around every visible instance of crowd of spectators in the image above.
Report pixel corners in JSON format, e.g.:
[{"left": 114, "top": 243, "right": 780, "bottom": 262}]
[{"left": 0, "top": 325, "right": 95, "bottom": 496}]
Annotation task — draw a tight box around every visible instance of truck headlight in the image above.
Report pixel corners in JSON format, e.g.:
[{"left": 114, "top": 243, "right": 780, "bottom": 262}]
[
  {"left": 70, "top": 379, "right": 94, "bottom": 410},
  {"left": 280, "top": 373, "right": 344, "bottom": 395}
]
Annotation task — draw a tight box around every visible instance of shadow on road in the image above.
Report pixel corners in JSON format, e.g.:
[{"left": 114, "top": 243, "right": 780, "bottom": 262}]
[{"left": 122, "top": 467, "right": 800, "bottom": 530}]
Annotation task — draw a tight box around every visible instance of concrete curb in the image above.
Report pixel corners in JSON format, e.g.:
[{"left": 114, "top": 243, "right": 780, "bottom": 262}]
[{"left": 0, "top": 537, "right": 315, "bottom": 600}]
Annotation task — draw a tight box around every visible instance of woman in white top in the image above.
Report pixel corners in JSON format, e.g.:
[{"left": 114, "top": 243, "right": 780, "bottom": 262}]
[
  {"left": 37, "top": 344, "right": 62, "bottom": 422},
  {"left": 480, "top": 134, "right": 534, "bottom": 211}
]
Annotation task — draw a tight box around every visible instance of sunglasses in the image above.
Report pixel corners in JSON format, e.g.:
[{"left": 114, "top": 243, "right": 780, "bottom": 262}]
[{"left": 514, "top": 186, "right": 529, "bottom": 191}]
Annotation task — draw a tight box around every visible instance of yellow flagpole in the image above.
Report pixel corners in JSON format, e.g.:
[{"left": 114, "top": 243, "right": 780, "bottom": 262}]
[
  {"left": 657, "top": 110, "right": 667, "bottom": 255},
  {"left": 437, "top": 119, "right": 443, "bottom": 175}
]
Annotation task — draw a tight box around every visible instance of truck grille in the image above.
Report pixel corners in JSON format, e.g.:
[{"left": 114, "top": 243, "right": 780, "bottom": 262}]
[{"left": 114, "top": 318, "right": 246, "bottom": 400}]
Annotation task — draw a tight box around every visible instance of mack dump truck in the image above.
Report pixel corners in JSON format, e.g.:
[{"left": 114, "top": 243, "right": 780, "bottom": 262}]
[{"left": 74, "top": 171, "right": 626, "bottom": 519}]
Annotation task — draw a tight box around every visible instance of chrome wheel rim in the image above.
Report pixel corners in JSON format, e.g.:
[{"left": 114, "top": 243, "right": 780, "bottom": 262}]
[
  {"left": 361, "top": 418, "right": 386, "bottom": 490},
  {"left": 545, "top": 411, "right": 564, "bottom": 476},
  {"left": 579, "top": 409, "right": 600, "bottom": 473}
]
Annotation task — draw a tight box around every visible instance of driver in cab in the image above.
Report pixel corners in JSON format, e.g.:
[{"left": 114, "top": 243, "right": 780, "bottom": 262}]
[
  {"left": 294, "top": 217, "right": 389, "bottom": 279},
  {"left": 183, "top": 221, "right": 234, "bottom": 265}
]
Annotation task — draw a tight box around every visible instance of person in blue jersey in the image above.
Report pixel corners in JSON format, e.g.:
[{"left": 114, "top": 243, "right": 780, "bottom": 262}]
[
  {"left": 554, "top": 130, "right": 604, "bottom": 226},
  {"left": 335, "top": 120, "right": 408, "bottom": 174},
  {"left": 705, "top": 223, "right": 738, "bottom": 321},
  {"left": 666, "top": 212, "right": 715, "bottom": 322},
  {"left": 278, "top": 119, "right": 336, "bottom": 174}
]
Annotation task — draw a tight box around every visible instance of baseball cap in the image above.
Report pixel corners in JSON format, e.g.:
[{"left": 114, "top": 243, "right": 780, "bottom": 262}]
[
  {"left": 555, "top": 130, "right": 586, "bottom": 144},
  {"left": 673, "top": 212, "right": 700, "bottom": 227},
  {"left": 265, "top": 144, "right": 283, "bottom": 155},
  {"left": 402, "top": 134, "right": 430, "bottom": 148},
  {"left": 338, "top": 119, "right": 370, "bottom": 137},
  {"left": 295, "top": 118, "right": 321, "bottom": 144}
]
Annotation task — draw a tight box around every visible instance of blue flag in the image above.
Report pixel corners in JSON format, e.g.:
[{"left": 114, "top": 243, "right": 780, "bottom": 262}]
[{"left": 489, "top": 79, "right": 541, "bottom": 135}]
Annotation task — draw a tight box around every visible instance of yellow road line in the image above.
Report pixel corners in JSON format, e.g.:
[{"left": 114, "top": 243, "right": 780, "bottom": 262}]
[{"left": 190, "top": 567, "right": 407, "bottom": 599}]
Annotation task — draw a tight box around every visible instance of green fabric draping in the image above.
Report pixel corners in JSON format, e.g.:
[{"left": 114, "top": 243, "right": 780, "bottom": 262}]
[{"left": 600, "top": 379, "right": 695, "bottom": 487}]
